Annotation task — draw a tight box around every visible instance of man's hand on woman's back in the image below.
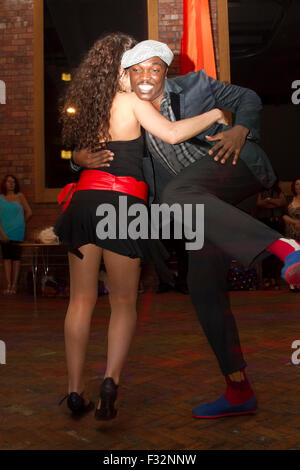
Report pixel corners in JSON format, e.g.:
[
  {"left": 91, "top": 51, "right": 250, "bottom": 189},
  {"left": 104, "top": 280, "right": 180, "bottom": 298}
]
[{"left": 73, "top": 148, "right": 114, "bottom": 168}]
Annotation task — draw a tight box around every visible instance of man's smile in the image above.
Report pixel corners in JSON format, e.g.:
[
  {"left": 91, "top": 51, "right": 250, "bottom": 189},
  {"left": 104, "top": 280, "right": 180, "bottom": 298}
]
[{"left": 137, "top": 83, "right": 155, "bottom": 92}]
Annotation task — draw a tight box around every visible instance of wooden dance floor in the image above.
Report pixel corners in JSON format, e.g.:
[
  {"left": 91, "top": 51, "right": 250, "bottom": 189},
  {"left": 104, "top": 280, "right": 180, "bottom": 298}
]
[{"left": 0, "top": 287, "right": 300, "bottom": 450}]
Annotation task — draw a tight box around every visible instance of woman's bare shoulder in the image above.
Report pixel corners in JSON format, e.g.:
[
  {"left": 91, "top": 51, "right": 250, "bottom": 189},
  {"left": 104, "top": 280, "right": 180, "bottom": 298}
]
[
  {"left": 115, "top": 91, "right": 136, "bottom": 104},
  {"left": 117, "top": 91, "right": 149, "bottom": 108},
  {"left": 112, "top": 92, "right": 137, "bottom": 114}
]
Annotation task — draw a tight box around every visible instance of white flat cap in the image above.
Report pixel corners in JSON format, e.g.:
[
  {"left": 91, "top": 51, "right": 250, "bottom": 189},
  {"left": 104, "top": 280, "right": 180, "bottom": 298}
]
[{"left": 121, "top": 40, "right": 174, "bottom": 69}]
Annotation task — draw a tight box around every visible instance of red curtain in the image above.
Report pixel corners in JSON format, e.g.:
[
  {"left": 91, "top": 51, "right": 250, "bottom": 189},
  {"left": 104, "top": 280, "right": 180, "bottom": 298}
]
[{"left": 180, "top": 0, "right": 217, "bottom": 78}]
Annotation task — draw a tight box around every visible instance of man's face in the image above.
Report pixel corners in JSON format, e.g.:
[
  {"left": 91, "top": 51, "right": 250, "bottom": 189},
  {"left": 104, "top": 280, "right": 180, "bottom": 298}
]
[{"left": 129, "top": 57, "right": 167, "bottom": 104}]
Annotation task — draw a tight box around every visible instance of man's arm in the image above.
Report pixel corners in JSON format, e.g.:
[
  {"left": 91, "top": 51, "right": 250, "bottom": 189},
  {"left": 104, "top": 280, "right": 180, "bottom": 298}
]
[
  {"left": 173, "top": 70, "right": 262, "bottom": 140},
  {"left": 205, "top": 75, "right": 262, "bottom": 164},
  {"left": 208, "top": 76, "right": 262, "bottom": 141}
]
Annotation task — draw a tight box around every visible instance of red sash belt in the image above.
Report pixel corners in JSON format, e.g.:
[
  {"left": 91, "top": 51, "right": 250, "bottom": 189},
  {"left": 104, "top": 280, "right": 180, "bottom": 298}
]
[{"left": 58, "top": 169, "right": 148, "bottom": 211}]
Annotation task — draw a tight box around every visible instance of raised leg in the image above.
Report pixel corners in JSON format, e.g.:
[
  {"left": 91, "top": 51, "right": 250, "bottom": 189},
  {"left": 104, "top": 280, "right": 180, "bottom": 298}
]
[{"left": 162, "top": 153, "right": 279, "bottom": 267}]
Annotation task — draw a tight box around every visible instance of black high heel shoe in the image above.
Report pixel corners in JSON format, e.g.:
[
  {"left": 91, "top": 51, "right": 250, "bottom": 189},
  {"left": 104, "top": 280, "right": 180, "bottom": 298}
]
[
  {"left": 95, "top": 377, "right": 118, "bottom": 421},
  {"left": 59, "top": 392, "right": 94, "bottom": 416}
]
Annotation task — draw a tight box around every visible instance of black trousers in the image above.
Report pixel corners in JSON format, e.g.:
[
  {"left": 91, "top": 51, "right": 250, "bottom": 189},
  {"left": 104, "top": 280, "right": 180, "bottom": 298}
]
[
  {"left": 1, "top": 241, "right": 22, "bottom": 260},
  {"left": 161, "top": 153, "right": 281, "bottom": 375},
  {"left": 156, "top": 222, "right": 189, "bottom": 285}
]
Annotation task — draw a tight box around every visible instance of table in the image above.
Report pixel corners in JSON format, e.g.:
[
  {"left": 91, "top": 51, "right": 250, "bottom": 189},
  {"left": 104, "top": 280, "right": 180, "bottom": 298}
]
[{"left": 14, "top": 242, "right": 63, "bottom": 302}]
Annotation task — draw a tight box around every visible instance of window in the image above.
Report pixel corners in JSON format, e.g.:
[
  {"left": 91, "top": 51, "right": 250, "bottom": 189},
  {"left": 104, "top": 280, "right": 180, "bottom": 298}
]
[{"left": 34, "top": 0, "right": 158, "bottom": 201}]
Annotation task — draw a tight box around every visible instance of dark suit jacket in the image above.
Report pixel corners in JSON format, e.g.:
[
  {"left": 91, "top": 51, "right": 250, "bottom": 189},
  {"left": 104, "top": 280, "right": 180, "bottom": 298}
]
[{"left": 142, "top": 70, "right": 276, "bottom": 204}]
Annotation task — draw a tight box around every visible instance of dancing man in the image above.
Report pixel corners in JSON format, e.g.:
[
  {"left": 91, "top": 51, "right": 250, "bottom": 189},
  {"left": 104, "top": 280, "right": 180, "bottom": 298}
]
[{"left": 72, "top": 40, "right": 300, "bottom": 419}]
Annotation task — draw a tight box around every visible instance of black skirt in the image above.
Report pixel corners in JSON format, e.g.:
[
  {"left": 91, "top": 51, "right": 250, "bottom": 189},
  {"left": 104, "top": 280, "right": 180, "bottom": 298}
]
[{"left": 54, "top": 189, "right": 172, "bottom": 282}]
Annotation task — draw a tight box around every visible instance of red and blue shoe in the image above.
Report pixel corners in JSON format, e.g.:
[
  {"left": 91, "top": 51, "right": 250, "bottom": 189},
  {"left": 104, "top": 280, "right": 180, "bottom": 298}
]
[
  {"left": 282, "top": 250, "right": 300, "bottom": 285},
  {"left": 192, "top": 394, "right": 257, "bottom": 419},
  {"left": 193, "top": 370, "right": 257, "bottom": 419}
]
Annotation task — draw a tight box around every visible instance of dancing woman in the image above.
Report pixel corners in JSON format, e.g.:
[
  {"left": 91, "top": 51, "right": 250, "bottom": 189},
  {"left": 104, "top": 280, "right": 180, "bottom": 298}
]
[{"left": 56, "top": 33, "right": 226, "bottom": 420}]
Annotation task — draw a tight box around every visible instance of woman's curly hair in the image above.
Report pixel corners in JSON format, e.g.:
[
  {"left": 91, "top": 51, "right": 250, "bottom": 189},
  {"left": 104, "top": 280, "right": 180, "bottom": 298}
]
[{"left": 61, "top": 33, "right": 137, "bottom": 150}]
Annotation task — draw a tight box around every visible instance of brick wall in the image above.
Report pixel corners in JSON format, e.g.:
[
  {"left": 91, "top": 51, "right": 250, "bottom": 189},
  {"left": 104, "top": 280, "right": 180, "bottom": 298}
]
[
  {"left": 0, "top": 0, "right": 60, "bottom": 240},
  {"left": 0, "top": 0, "right": 220, "bottom": 240},
  {"left": 0, "top": 0, "right": 34, "bottom": 216}
]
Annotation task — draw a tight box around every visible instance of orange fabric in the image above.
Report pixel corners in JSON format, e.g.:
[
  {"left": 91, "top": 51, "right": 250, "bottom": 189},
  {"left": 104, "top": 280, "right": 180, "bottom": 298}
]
[
  {"left": 180, "top": 0, "right": 217, "bottom": 78},
  {"left": 58, "top": 169, "right": 148, "bottom": 211}
]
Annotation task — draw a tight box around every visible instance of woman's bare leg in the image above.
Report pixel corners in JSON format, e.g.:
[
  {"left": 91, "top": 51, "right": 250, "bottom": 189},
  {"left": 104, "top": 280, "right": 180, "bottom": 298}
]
[
  {"left": 102, "top": 250, "right": 141, "bottom": 385},
  {"left": 65, "top": 244, "right": 102, "bottom": 394},
  {"left": 11, "top": 260, "right": 20, "bottom": 292},
  {"left": 3, "top": 259, "right": 12, "bottom": 291}
]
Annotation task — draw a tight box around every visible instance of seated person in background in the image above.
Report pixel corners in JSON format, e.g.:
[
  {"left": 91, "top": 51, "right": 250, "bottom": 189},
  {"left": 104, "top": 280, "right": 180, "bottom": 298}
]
[
  {"left": 0, "top": 174, "right": 32, "bottom": 294},
  {"left": 283, "top": 178, "right": 300, "bottom": 292},
  {"left": 255, "top": 181, "right": 287, "bottom": 289}
]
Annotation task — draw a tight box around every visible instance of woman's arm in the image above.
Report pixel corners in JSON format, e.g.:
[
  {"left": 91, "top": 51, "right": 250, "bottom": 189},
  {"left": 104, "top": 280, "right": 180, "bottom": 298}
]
[
  {"left": 130, "top": 93, "right": 224, "bottom": 145},
  {"left": 0, "top": 221, "right": 9, "bottom": 242},
  {"left": 19, "top": 193, "right": 32, "bottom": 222},
  {"left": 256, "top": 193, "right": 274, "bottom": 208},
  {"left": 256, "top": 192, "right": 287, "bottom": 209},
  {"left": 267, "top": 192, "right": 287, "bottom": 207},
  {"left": 283, "top": 214, "right": 300, "bottom": 226}
]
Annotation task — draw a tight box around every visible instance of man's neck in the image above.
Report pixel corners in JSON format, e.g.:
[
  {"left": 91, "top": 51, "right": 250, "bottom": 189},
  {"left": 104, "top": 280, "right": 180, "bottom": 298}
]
[{"left": 151, "top": 93, "right": 164, "bottom": 111}]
